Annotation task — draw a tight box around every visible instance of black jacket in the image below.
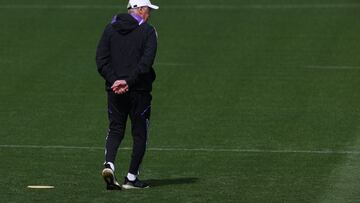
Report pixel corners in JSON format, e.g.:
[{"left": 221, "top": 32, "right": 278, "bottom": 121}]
[{"left": 96, "top": 13, "right": 157, "bottom": 92}]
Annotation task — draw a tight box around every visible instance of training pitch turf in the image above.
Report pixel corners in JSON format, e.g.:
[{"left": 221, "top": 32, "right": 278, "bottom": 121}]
[{"left": 1, "top": 0, "right": 360, "bottom": 202}]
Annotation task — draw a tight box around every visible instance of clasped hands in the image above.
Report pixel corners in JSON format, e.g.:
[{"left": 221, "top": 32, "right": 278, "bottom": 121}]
[{"left": 111, "top": 80, "right": 129, "bottom": 94}]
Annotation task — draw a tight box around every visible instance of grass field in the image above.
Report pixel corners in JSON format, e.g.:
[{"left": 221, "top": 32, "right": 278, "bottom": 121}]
[{"left": 1, "top": 0, "right": 360, "bottom": 202}]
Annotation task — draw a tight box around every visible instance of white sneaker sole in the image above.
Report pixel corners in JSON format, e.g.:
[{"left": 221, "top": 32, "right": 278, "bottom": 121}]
[
  {"left": 122, "top": 184, "right": 150, "bottom": 189},
  {"left": 102, "top": 168, "right": 120, "bottom": 187}
]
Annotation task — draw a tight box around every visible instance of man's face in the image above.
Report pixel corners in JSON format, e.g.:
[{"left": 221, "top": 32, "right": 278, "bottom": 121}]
[{"left": 138, "top": 6, "right": 151, "bottom": 22}]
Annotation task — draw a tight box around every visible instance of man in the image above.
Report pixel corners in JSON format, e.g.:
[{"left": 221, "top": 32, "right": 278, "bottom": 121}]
[{"left": 95, "top": 0, "right": 159, "bottom": 190}]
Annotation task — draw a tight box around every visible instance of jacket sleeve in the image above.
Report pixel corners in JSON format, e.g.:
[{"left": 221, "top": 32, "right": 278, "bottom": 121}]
[
  {"left": 96, "top": 24, "right": 118, "bottom": 85},
  {"left": 126, "top": 27, "right": 158, "bottom": 87}
]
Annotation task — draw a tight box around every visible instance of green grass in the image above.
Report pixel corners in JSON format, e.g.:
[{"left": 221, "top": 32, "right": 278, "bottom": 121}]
[{"left": 1, "top": 0, "right": 360, "bottom": 202}]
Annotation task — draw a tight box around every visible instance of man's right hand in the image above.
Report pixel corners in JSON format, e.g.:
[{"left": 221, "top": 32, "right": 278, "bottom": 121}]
[{"left": 111, "top": 80, "right": 129, "bottom": 94}]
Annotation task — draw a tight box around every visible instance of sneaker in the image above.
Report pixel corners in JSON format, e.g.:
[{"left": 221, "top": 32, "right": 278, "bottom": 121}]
[
  {"left": 122, "top": 177, "right": 150, "bottom": 189},
  {"left": 102, "top": 164, "right": 121, "bottom": 190}
]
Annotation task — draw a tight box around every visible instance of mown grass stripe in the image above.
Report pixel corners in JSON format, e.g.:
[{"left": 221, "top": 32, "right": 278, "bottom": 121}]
[
  {"left": 0, "top": 4, "right": 359, "bottom": 10},
  {"left": 0, "top": 144, "right": 359, "bottom": 155}
]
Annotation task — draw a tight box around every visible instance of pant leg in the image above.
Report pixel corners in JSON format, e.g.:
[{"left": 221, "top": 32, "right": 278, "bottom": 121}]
[
  {"left": 105, "top": 91, "right": 130, "bottom": 163},
  {"left": 128, "top": 91, "right": 152, "bottom": 174}
]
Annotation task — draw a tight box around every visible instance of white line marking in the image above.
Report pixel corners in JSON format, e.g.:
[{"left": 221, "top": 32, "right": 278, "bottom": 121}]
[
  {"left": 0, "top": 144, "right": 359, "bottom": 155},
  {"left": 27, "top": 185, "right": 55, "bottom": 189},
  {"left": 0, "top": 4, "right": 360, "bottom": 10},
  {"left": 306, "top": 65, "right": 360, "bottom": 70}
]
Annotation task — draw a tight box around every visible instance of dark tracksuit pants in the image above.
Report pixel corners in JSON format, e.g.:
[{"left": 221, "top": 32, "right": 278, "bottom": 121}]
[{"left": 105, "top": 90, "right": 152, "bottom": 175}]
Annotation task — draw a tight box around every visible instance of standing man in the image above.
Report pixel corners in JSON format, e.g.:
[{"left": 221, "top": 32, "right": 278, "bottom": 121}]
[{"left": 95, "top": 0, "right": 159, "bottom": 190}]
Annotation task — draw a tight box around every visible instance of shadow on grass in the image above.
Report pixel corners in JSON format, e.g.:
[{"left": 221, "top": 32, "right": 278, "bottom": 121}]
[{"left": 145, "top": 177, "right": 199, "bottom": 187}]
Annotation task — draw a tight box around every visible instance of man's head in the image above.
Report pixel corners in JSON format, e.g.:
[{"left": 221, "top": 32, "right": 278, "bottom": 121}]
[{"left": 127, "top": 0, "right": 159, "bottom": 22}]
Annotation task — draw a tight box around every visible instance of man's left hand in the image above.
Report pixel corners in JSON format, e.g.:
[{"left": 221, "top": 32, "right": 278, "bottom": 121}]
[{"left": 111, "top": 80, "right": 129, "bottom": 94}]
